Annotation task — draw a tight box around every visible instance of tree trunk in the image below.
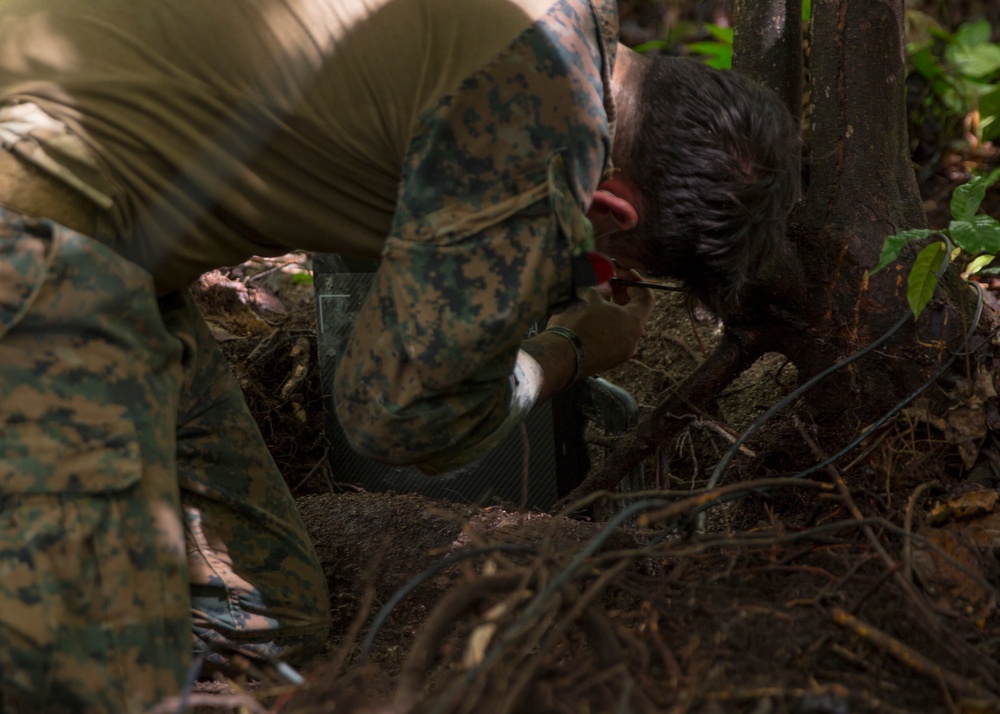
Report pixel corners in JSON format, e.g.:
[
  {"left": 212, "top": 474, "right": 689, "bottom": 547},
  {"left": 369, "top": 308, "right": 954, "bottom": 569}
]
[
  {"left": 733, "top": 0, "right": 963, "bottom": 428},
  {"left": 732, "top": 0, "right": 802, "bottom": 120}
]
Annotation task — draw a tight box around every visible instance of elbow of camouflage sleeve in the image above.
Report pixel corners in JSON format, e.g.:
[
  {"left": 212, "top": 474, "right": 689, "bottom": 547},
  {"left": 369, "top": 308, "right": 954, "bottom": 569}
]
[{"left": 333, "top": 351, "right": 544, "bottom": 475}]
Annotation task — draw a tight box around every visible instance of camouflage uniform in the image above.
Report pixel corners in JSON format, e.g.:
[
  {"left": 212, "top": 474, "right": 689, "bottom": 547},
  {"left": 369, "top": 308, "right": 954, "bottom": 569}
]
[
  {"left": 0, "top": 211, "right": 329, "bottom": 712},
  {"left": 0, "top": 0, "right": 618, "bottom": 710},
  {"left": 335, "top": 0, "right": 619, "bottom": 473}
]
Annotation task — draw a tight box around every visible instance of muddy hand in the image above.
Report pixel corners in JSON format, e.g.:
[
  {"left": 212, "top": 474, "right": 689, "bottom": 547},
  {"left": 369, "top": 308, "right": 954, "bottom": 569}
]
[{"left": 547, "top": 267, "right": 654, "bottom": 378}]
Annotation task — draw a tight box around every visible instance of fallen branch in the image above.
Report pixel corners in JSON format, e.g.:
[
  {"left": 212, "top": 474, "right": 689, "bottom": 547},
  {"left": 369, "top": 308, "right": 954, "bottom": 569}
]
[
  {"left": 554, "top": 333, "right": 757, "bottom": 509},
  {"left": 279, "top": 336, "right": 312, "bottom": 402},
  {"left": 830, "top": 606, "right": 995, "bottom": 702},
  {"left": 796, "top": 418, "right": 1000, "bottom": 689}
]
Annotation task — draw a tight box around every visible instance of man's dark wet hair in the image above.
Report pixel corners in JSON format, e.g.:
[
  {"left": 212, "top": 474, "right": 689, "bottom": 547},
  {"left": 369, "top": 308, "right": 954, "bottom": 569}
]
[{"left": 614, "top": 56, "right": 801, "bottom": 316}]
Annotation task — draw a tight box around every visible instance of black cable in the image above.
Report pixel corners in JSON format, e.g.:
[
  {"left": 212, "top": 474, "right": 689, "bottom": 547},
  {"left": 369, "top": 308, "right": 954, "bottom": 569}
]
[
  {"left": 610, "top": 277, "right": 685, "bottom": 292},
  {"left": 174, "top": 652, "right": 206, "bottom": 714},
  {"left": 427, "top": 498, "right": 670, "bottom": 714},
  {"left": 637, "top": 284, "right": 986, "bottom": 545},
  {"left": 791, "top": 280, "right": 984, "bottom": 479},
  {"left": 705, "top": 307, "right": 914, "bottom": 491},
  {"left": 504, "top": 498, "right": 669, "bottom": 633},
  {"left": 706, "top": 254, "right": 968, "bottom": 491},
  {"left": 359, "top": 543, "right": 536, "bottom": 663}
]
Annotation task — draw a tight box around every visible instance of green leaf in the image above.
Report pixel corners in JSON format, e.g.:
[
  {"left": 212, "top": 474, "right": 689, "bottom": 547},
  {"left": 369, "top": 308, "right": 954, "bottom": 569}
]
[
  {"left": 961, "top": 77, "right": 1000, "bottom": 96},
  {"left": 981, "top": 87, "right": 1000, "bottom": 141},
  {"left": 687, "top": 23, "right": 733, "bottom": 69},
  {"left": 688, "top": 41, "right": 732, "bottom": 69},
  {"left": 951, "top": 42, "right": 1000, "bottom": 78},
  {"left": 965, "top": 253, "right": 996, "bottom": 276},
  {"left": 984, "top": 117, "right": 999, "bottom": 141},
  {"left": 951, "top": 176, "right": 988, "bottom": 220},
  {"left": 949, "top": 216, "right": 1000, "bottom": 255},
  {"left": 908, "top": 241, "right": 946, "bottom": 319},
  {"left": 934, "top": 80, "right": 968, "bottom": 115},
  {"left": 704, "top": 23, "right": 734, "bottom": 45},
  {"left": 910, "top": 47, "right": 943, "bottom": 81},
  {"left": 953, "top": 21, "right": 993, "bottom": 50},
  {"left": 631, "top": 39, "right": 671, "bottom": 54},
  {"left": 870, "top": 229, "right": 935, "bottom": 274},
  {"left": 985, "top": 166, "right": 1000, "bottom": 188},
  {"left": 905, "top": 10, "right": 944, "bottom": 54}
]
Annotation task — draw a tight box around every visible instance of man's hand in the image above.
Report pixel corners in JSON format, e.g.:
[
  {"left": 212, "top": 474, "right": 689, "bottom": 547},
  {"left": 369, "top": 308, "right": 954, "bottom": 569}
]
[
  {"left": 520, "top": 268, "right": 654, "bottom": 400},
  {"left": 548, "top": 267, "right": 654, "bottom": 377}
]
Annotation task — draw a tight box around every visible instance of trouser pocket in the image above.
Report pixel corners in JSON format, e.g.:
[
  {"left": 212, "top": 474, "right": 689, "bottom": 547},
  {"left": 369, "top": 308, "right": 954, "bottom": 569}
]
[
  {"left": 0, "top": 419, "right": 189, "bottom": 714},
  {"left": 0, "top": 213, "right": 191, "bottom": 713}
]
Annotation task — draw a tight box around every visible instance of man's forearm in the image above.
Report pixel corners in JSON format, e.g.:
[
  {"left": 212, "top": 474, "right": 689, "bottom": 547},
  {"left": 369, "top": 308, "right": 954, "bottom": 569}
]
[
  {"left": 519, "top": 331, "right": 581, "bottom": 403},
  {"left": 403, "top": 340, "right": 573, "bottom": 475}
]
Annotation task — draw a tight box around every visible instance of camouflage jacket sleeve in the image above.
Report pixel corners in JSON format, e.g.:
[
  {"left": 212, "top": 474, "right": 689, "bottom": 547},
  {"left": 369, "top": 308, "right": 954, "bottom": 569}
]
[{"left": 334, "top": 0, "right": 618, "bottom": 474}]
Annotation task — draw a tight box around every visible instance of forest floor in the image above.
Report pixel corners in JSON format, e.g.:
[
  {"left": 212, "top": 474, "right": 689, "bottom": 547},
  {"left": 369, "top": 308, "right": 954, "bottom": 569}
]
[{"left": 180, "top": 5, "right": 1000, "bottom": 714}]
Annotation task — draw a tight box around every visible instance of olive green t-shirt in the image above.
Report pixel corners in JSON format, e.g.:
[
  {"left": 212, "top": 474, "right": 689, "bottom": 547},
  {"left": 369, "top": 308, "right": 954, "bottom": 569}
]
[{"left": 0, "top": 0, "right": 559, "bottom": 288}]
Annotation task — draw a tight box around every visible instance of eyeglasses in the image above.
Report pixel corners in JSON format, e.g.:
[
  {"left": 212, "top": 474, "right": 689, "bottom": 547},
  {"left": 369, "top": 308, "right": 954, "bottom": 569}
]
[{"left": 610, "top": 277, "right": 685, "bottom": 293}]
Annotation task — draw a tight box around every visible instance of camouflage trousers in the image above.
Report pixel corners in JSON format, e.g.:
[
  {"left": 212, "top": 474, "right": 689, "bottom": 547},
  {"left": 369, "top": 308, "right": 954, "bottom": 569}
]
[{"left": 0, "top": 210, "right": 330, "bottom": 713}]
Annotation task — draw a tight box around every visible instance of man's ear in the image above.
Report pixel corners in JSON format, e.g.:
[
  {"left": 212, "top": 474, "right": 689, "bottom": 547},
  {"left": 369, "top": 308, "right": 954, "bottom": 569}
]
[{"left": 588, "top": 176, "right": 639, "bottom": 233}]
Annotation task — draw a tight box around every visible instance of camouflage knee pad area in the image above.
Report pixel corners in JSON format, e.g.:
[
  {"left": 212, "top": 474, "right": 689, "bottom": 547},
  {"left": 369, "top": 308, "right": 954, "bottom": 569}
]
[{"left": 0, "top": 211, "right": 328, "bottom": 713}]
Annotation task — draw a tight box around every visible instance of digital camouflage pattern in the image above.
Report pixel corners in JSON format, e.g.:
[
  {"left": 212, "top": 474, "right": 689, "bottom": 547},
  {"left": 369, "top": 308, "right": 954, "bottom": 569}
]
[
  {"left": 0, "top": 210, "right": 328, "bottom": 713},
  {"left": 335, "top": 0, "right": 619, "bottom": 473}
]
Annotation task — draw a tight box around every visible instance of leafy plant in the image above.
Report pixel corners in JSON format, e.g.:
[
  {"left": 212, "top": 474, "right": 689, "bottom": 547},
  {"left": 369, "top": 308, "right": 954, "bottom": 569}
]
[
  {"left": 686, "top": 23, "right": 733, "bottom": 69},
  {"left": 686, "top": 1, "right": 812, "bottom": 69},
  {"left": 633, "top": 24, "right": 733, "bottom": 68},
  {"left": 909, "top": 19, "right": 1000, "bottom": 143},
  {"left": 630, "top": 20, "right": 696, "bottom": 57},
  {"left": 632, "top": 1, "right": 812, "bottom": 68},
  {"left": 870, "top": 167, "right": 1000, "bottom": 318}
]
